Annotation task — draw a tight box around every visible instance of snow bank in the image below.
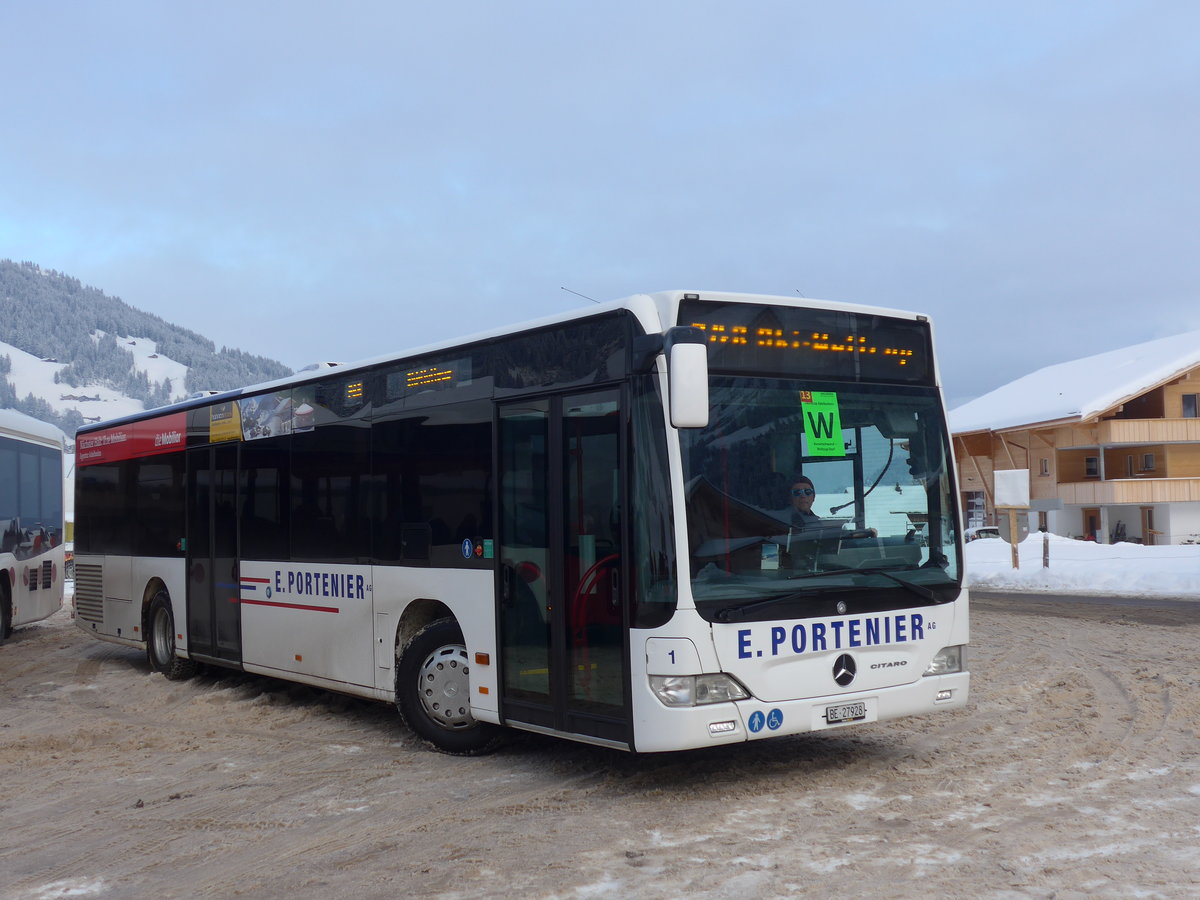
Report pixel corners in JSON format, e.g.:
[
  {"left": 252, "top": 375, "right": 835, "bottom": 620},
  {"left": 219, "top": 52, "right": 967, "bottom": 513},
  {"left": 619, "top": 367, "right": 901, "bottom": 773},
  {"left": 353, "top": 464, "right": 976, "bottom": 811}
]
[{"left": 965, "top": 532, "right": 1200, "bottom": 599}]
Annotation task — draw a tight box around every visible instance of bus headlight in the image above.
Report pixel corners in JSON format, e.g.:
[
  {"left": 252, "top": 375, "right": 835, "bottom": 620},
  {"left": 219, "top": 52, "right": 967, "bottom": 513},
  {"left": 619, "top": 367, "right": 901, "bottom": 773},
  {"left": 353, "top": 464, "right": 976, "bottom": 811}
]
[
  {"left": 924, "top": 645, "right": 964, "bottom": 676},
  {"left": 649, "top": 674, "right": 750, "bottom": 707}
]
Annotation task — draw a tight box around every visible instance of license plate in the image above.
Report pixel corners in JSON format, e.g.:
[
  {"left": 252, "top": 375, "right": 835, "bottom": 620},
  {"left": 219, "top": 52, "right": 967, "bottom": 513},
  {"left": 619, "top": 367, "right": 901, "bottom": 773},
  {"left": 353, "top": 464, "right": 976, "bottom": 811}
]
[{"left": 825, "top": 701, "right": 867, "bottom": 724}]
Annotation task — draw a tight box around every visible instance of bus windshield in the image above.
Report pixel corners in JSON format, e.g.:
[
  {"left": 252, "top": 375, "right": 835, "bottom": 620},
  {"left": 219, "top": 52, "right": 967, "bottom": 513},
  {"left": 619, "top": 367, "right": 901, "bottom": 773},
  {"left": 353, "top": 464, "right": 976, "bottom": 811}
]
[{"left": 680, "top": 377, "right": 961, "bottom": 622}]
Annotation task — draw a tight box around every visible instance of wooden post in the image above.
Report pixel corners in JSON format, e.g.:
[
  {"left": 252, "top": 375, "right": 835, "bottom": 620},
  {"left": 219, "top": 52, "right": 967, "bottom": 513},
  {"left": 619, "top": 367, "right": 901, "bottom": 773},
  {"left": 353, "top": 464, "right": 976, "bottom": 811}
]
[
  {"left": 1043, "top": 532, "right": 1050, "bottom": 568},
  {"left": 993, "top": 470, "right": 1031, "bottom": 571}
]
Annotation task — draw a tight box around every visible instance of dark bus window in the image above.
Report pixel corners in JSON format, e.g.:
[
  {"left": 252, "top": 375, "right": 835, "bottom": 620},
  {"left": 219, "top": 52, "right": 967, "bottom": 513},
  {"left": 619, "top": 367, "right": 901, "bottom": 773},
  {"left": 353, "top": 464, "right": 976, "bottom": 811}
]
[
  {"left": 318, "top": 373, "right": 373, "bottom": 419},
  {"left": 492, "top": 314, "right": 633, "bottom": 391},
  {"left": 0, "top": 441, "right": 63, "bottom": 554},
  {"left": 131, "top": 454, "right": 185, "bottom": 557},
  {"left": 76, "top": 461, "right": 131, "bottom": 555},
  {"left": 312, "top": 378, "right": 376, "bottom": 424},
  {"left": 291, "top": 422, "right": 371, "bottom": 562},
  {"left": 187, "top": 405, "right": 211, "bottom": 446},
  {"left": 39, "top": 446, "right": 63, "bottom": 537},
  {"left": 372, "top": 400, "right": 492, "bottom": 566},
  {"left": 214, "top": 444, "right": 239, "bottom": 563},
  {"left": 18, "top": 445, "right": 39, "bottom": 527},
  {"left": 240, "top": 436, "right": 291, "bottom": 560},
  {"left": 630, "top": 375, "right": 677, "bottom": 628},
  {"left": 374, "top": 348, "right": 493, "bottom": 413},
  {"left": 493, "top": 314, "right": 629, "bottom": 392},
  {"left": 0, "top": 437, "right": 19, "bottom": 525}
]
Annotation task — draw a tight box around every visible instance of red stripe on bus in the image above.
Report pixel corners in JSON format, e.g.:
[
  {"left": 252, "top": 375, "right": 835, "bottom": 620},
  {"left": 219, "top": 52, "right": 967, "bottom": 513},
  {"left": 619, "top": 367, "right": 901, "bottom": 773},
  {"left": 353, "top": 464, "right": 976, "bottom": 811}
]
[
  {"left": 239, "top": 598, "right": 340, "bottom": 614},
  {"left": 241, "top": 577, "right": 271, "bottom": 584}
]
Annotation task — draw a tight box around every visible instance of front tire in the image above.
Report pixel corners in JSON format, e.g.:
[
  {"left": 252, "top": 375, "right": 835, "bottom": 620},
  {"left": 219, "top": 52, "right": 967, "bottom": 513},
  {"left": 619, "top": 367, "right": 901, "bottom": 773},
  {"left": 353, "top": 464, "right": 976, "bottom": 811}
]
[
  {"left": 146, "top": 591, "right": 198, "bottom": 681},
  {"left": 396, "top": 618, "right": 501, "bottom": 755}
]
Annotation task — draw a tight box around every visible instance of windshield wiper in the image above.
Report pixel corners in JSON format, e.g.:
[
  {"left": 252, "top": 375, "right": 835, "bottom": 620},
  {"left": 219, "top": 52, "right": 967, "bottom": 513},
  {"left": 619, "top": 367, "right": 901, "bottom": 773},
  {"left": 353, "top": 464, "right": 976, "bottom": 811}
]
[
  {"left": 712, "top": 585, "right": 861, "bottom": 623},
  {"left": 851, "top": 566, "right": 943, "bottom": 603},
  {"left": 710, "top": 565, "right": 952, "bottom": 623}
]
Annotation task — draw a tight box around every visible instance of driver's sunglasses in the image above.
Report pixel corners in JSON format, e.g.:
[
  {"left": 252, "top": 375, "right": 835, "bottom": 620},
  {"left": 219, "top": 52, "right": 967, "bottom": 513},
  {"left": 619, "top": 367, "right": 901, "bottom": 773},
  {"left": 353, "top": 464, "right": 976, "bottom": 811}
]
[{"left": 791, "top": 488, "right": 816, "bottom": 497}]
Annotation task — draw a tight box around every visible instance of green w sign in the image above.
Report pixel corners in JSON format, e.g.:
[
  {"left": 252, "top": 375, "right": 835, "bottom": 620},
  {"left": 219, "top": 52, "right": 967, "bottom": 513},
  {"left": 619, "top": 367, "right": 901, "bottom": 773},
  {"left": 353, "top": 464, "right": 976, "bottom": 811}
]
[{"left": 800, "top": 390, "right": 844, "bottom": 457}]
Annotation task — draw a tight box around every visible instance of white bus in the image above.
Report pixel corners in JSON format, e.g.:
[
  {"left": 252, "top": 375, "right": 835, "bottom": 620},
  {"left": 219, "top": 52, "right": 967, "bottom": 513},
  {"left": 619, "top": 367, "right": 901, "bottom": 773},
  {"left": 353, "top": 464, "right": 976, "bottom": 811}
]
[
  {"left": 73, "top": 291, "right": 968, "bottom": 753},
  {"left": 0, "top": 408, "right": 66, "bottom": 641}
]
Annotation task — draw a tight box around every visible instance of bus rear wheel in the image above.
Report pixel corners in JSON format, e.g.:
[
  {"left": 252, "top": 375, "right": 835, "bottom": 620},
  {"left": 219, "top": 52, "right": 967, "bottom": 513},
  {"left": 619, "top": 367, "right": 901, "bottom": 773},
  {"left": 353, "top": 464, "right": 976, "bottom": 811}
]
[
  {"left": 396, "top": 618, "right": 502, "bottom": 755},
  {"left": 146, "top": 591, "right": 198, "bottom": 681}
]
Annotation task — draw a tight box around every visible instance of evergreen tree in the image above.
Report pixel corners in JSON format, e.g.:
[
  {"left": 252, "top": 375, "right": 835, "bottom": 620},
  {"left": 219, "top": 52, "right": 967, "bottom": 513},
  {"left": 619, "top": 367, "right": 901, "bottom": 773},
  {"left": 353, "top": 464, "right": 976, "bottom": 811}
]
[{"left": 0, "top": 258, "right": 294, "bottom": 432}]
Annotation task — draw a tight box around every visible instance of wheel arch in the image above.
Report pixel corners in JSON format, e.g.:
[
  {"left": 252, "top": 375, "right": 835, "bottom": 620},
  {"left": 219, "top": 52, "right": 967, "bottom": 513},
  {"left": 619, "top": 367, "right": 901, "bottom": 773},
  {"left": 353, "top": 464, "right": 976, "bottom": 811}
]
[
  {"left": 396, "top": 598, "right": 456, "bottom": 658},
  {"left": 140, "top": 577, "right": 171, "bottom": 644},
  {"left": 392, "top": 610, "right": 502, "bottom": 754}
]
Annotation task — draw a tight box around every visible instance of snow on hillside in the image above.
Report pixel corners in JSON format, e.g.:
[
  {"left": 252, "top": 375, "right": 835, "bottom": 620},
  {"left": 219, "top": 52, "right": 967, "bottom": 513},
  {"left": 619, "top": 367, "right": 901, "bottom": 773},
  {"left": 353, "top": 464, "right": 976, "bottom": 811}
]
[
  {"left": 2, "top": 334, "right": 187, "bottom": 427},
  {"left": 94, "top": 330, "right": 189, "bottom": 395}
]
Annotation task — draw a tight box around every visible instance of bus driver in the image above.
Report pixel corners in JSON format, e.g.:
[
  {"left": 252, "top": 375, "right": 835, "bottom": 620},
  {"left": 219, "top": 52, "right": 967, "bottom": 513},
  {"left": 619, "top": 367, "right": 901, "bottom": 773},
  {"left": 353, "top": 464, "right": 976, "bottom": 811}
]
[
  {"left": 788, "top": 474, "right": 877, "bottom": 542},
  {"left": 789, "top": 475, "right": 821, "bottom": 530}
]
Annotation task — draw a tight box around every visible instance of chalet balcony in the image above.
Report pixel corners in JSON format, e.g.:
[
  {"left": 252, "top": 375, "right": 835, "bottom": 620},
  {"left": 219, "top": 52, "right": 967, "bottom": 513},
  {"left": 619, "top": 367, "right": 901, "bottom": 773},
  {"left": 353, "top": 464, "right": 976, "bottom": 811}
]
[
  {"left": 1056, "top": 418, "right": 1200, "bottom": 448},
  {"left": 1100, "top": 418, "right": 1200, "bottom": 444},
  {"left": 1058, "top": 476, "right": 1200, "bottom": 505}
]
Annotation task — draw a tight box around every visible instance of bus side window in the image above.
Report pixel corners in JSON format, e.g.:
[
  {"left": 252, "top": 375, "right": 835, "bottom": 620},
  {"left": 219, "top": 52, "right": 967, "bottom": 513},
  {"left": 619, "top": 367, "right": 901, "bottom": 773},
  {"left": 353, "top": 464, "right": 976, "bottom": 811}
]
[
  {"left": 372, "top": 399, "right": 492, "bottom": 567},
  {"left": 240, "top": 436, "right": 291, "bottom": 561}
]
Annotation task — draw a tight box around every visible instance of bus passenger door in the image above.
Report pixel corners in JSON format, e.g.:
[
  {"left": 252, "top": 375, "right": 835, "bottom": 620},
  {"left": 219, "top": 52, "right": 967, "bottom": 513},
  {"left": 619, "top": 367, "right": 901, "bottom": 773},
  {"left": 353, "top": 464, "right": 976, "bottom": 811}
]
[
  {"left": 498, "top": 390, "right": 628, "bottom": 746},
  {"left": 186, "top": 444, "right": 242, "bottom": 664}
]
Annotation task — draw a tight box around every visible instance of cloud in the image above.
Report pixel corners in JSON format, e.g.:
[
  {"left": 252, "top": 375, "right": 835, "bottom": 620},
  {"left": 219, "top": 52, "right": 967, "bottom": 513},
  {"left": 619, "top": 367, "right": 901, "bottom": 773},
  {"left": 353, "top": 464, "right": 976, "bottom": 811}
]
[{"left": 0, "top": 1, "right": 1197, "bottom": 401}]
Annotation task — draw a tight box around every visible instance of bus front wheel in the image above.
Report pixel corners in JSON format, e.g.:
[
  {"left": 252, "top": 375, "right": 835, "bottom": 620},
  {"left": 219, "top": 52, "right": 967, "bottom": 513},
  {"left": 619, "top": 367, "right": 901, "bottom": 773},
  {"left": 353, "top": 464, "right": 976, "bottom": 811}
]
[
  {"left": 146, "top": 591, "right": 198, "bottom": 681},
  {"left": 396, "top": 618, "right": 501, "bottom": 755}
]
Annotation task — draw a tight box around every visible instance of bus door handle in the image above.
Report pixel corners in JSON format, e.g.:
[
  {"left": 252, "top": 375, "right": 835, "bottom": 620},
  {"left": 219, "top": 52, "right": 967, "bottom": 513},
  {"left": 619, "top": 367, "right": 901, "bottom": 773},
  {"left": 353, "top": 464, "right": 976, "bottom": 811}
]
[{"left": 500, "top": 564, "right": 514, "bottom": 607}]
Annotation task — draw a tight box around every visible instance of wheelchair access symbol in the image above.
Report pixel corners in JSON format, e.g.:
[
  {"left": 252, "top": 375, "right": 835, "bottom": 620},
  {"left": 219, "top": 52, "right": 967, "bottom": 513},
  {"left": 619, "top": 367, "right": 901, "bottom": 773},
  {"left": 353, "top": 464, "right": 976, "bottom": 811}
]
[{"left": 748, "top": 710, "right": 783, "bottom": 733}]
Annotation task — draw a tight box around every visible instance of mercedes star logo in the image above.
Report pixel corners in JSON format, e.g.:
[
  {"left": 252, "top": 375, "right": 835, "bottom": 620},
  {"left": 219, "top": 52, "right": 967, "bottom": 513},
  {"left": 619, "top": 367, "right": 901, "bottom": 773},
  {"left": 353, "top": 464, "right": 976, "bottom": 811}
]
[{"left": 833, "top": 654, "right": 857, "bottom": 687}]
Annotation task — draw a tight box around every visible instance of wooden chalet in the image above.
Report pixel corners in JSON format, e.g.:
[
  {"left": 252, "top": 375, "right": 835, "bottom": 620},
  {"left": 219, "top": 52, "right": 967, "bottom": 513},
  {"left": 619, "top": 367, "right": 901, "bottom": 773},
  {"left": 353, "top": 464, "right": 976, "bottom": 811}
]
[{"left": 950, "top": 330, "right": 1200, "bottom": 545}]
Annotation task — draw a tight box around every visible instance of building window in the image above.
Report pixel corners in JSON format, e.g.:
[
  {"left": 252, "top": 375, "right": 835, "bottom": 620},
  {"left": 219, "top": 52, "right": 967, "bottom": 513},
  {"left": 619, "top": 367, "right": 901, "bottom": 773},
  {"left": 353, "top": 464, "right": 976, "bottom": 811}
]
[
  {"left": 1126, "top": 455, "right": 1134, "bottom": 477},
  {"left": 1184, "top": 394, "right": 1198, "bottom": 418},
  {"left": 963, "top": 490, "right": 986, "bottom": 529},
  {"left": 1085, "top": 456, "right": 1099, "bottom": 478},
  {"left": 1143, "top": 453, "right": 1155, "bottom": 471},
  {"left": 1039, "top": 457, "right": 1049, "bottom": 476}
]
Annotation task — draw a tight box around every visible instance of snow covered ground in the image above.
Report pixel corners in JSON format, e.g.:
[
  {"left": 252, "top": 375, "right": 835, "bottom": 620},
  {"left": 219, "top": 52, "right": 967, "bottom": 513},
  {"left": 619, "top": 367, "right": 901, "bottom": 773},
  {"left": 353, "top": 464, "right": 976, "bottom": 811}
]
[
  {"left": 7, "top": 580, "right": 1200, "bottom": 896},
  {"left": 966, "top": 531, "right": 1200, "bottom": 599}
]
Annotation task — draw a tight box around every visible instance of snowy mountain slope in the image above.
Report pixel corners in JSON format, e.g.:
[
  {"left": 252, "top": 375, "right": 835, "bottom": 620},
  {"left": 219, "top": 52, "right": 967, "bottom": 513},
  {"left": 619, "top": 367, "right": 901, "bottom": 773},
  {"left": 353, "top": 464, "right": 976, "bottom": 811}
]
[
  {"left": 1, "top": 259, "right": 292, "bottom": 434},
  {"left": 0, "top": 335, "right": 188, "bottom": 427}
]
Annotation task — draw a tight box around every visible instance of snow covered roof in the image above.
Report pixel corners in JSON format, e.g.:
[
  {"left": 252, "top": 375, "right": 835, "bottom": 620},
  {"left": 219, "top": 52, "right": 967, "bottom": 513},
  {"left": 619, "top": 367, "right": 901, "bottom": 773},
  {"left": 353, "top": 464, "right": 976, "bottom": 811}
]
[
  {"left": 0, "top": 406, "right": 65, "bottom": 446},
  {"left": 950, "top": 328, "right": 1200, "bottom": 434}
]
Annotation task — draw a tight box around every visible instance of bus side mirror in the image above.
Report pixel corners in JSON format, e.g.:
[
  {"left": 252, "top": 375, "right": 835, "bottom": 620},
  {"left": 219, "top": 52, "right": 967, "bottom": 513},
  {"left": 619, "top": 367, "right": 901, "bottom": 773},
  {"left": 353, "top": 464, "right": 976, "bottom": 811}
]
[{"left": 666, "top": 327, "right": 709, "bottom": 429}]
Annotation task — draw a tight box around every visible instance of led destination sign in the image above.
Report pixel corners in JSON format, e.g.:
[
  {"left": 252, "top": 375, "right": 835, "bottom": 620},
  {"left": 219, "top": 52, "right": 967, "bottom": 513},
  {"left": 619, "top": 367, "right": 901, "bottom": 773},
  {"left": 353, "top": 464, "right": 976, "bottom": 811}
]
[
  {"left": 679, "top": 298, "right": 933, "bottom": 384},
  {"left": 406, "top": 365, "right": 456, "bottom": 389}
]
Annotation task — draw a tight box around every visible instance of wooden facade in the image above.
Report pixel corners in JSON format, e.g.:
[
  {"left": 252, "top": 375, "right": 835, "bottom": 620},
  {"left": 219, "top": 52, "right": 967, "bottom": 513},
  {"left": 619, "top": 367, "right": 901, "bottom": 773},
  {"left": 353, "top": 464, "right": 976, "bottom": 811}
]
[{"left": 954, "top": 366, "right": 1200, "bottom": 544}]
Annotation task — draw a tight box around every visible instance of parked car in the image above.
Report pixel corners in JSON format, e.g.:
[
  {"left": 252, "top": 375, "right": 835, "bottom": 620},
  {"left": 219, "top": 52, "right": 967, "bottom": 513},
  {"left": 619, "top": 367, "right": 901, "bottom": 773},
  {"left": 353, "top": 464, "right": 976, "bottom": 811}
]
[{"left": 965, "top": 526, "right": 1001, "bottom": 542}]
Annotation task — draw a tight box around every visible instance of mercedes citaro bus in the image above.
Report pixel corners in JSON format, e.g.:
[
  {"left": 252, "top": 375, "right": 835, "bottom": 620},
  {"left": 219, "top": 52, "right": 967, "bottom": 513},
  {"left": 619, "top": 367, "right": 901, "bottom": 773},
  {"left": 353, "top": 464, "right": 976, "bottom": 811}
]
[{"left": 74, "top": 291, "right": 968, "bottom": 753}]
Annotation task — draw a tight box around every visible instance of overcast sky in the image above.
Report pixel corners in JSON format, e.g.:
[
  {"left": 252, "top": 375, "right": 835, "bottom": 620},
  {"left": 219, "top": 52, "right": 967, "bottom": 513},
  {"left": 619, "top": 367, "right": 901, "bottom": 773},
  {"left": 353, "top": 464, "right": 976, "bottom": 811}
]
[{"left": 3, "top": 1, "right": 1198, "bottom": 408}]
